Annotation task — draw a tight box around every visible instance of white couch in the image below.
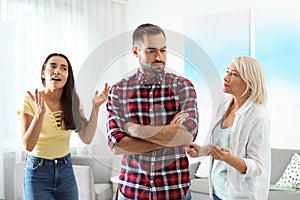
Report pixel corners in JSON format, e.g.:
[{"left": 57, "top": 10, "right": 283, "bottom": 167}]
[{"left": 14, "top": 155, "right": 115, "bottom": 200}]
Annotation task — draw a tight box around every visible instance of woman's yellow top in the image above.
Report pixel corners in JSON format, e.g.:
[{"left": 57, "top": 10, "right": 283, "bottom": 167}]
[{"left": 18, "top": 95, "right": 73, "bottom": 159}]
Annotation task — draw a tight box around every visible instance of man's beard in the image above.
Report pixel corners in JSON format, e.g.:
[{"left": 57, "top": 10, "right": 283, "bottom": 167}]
[{"left": 141, "top": 61, "right": 165, "bottom": 75}]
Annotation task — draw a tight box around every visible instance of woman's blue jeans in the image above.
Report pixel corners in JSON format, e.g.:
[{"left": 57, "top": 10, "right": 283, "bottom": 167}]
[
  {"left": 213, "top": 193, "right": 222, "bottom": 200},
  {"left": 24, "top": 153, "right": 78, "bottom": 200}
]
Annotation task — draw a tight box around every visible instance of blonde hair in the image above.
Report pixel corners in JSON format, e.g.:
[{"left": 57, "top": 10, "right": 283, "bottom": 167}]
[{"left": 233, "top": 56, "right": 268, "bottom": 105}]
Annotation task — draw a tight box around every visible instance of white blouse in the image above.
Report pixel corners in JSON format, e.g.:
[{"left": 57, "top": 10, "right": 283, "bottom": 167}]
[{"left": 207, "top": 97, "right": 271, "bottom": 200}]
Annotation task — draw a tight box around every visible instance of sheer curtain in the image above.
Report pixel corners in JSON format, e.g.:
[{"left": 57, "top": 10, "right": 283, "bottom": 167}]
[{"left": 0, "top": 0, "right": 128, "bottom": 198}]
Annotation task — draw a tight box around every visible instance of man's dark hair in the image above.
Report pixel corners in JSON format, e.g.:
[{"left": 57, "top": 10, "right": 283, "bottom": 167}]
[{"left": 132, "top": 23, "right": 166, "bottom": 47}]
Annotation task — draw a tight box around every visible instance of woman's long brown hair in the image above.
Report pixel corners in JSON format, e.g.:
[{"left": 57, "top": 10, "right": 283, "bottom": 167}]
[{"left": 41, "top": 53, "right": 87, "bottom": 131}]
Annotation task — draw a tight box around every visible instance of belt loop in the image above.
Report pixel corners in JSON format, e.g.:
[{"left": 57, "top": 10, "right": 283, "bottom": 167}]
[
  {"left": 63, "top": 157, "right": 68, "bottom": 164},
  {"left": 39, "top": 158, "right": 44, "bottom": 166}
]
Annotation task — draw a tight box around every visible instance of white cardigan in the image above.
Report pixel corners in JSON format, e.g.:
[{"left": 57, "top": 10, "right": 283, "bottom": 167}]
[{"left": 207, "top": 97, "right": 271, "bottom": 200}]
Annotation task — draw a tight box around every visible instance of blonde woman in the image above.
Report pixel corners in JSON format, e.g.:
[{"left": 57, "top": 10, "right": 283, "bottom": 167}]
[{"left": 187, "top": 56, "right": 271, "bottom": 200}]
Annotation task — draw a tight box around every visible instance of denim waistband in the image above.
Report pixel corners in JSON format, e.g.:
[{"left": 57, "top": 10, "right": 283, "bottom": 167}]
[{"left": 26, "top": 153, "right": 71, "bottom": 165}]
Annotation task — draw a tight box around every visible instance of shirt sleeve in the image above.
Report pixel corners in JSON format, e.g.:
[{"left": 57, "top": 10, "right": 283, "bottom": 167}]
[
  {"left": 242, "top": 111, "right": 270, "bottom": 178},
  {"left": 177, "top": 77, "right": 199, "bottom": 139},
  {"left": 106, "top": 84, "right": 127, "bottom": 150},
  {"left": 17, "top": 95, "right": 35, "bottom": 117}
]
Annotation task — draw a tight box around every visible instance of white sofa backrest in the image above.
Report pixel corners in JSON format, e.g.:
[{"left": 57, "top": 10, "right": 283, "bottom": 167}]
[{"left": 72, "top": 156, "right": 113, "bottom": 184}]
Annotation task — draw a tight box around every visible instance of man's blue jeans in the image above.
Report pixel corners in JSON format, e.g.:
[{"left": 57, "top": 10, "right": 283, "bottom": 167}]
[{"left": 24, "top": 153, "right": 78, "bottom": 200}]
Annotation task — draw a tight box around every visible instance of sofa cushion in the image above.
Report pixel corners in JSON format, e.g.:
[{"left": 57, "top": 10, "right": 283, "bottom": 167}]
[
  {"left": 275, "top": 153, "right": 300, "bottom": 189},
  {"left": 73, "top": 165, "right": 95, "bottom": 200},
  {"left": 95, "top": 183, "right": 113, "bottom": 200},
  {"left": 190, "top": 178, "right": 209, "bottom": 195},
  {"left": 268, "top": 190, "right": 300, "bottom": 200},
  {"left": 72, "top": 156, "right": 113, "bottom": 184}
]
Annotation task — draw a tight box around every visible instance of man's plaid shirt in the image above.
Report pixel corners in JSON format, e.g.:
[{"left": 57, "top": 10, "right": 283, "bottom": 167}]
[{"left": 106, "top": 70, "right": 199, "bottom": 200}]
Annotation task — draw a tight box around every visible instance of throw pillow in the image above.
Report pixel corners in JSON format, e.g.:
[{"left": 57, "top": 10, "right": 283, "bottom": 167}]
[{"left": 276, "top": 153, "right": 300, "bottom": 189}]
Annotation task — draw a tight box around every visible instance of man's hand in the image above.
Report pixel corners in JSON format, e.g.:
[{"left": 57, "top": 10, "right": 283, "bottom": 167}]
[
  {"left": 124, "top": 122, "right": 137, "bottom": 137},
  {"left": 123, "top": 110, "right": 193, "bottom": 147},
  {"left": 170, "top": 111, "right": 189, "bottom": 124}
]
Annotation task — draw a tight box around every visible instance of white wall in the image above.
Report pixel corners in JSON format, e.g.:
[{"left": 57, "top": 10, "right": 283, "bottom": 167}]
[
  {"left": 126, "top": 0, "right": 300, "bottom": 149},
  {"left": 126, "top": 0, "right": 297, "bottom": 34}
]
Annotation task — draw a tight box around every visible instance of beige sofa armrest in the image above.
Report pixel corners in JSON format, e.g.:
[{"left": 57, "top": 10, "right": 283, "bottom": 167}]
[{"left": 73, "top": 165, "right": 95, "bottom": 200}]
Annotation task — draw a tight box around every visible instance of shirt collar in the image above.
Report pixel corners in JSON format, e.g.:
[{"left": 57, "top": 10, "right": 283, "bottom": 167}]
[
  {"left": 136, "top": 69, "right": 165, "bottom": 85},
  {"left": 225, "top": 97, "right": 254, "bottom": 116}
]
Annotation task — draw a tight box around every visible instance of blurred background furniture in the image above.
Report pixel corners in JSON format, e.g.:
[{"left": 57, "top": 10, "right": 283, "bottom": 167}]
[{"left": 189, "top": 148, "right": 300, "bottom": 200}]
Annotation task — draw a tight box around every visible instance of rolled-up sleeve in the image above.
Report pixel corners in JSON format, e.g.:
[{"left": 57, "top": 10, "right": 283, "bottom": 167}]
[
  {"left": 106, "top": 85, "right": 127, "bottom": 150},
  {"left": 178, "top": 78, "right": 199, "bottom": 139}
]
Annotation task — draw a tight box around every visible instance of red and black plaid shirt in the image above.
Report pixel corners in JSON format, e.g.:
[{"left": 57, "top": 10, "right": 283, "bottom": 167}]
[{"left": 106, "top": 70, "right": 198, "bottom": 200}]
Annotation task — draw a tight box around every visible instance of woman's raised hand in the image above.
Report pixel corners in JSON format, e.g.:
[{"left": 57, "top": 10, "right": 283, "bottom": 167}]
[
  {"left": 93, "top": 83, "right": 110, "bottom": 108},
  {"left": 27, "top": 89, "right": 45, "bottom": 116}
]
